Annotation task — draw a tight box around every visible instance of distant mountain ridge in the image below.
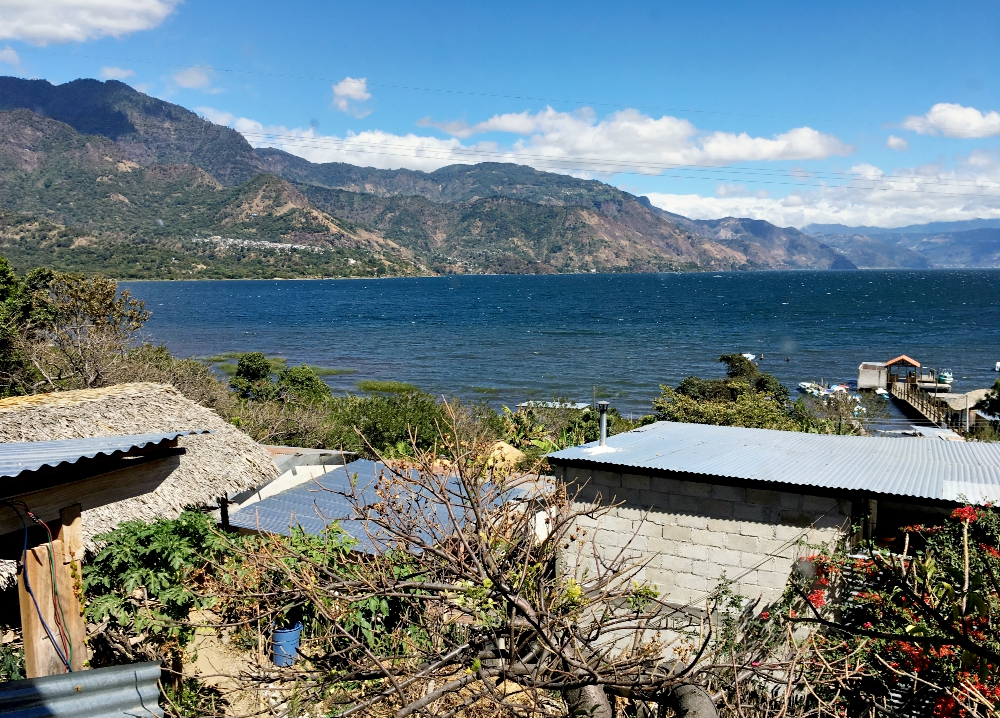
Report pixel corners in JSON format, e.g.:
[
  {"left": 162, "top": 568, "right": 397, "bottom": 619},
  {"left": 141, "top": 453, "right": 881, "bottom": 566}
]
[
  {"left": 803, "top": 219, "right": 1000, "bottom": 235},
  {"left": 12, "top": 74, "right": 992, "bottom": 277}
]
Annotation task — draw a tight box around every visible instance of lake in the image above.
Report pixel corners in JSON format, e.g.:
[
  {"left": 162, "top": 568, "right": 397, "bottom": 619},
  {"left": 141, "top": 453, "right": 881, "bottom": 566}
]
[{"left": 125, "top": 269, "right": 1000, "bottom": 417}]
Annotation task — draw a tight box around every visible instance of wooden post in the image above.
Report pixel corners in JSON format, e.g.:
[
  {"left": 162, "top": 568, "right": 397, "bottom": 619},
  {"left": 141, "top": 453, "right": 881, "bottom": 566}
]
[
  {"left": 57, "top": 504, "right": 87, "bottom": 671},
  {"left": 18, "top": 539, "right": 80, "bottom": 677}
]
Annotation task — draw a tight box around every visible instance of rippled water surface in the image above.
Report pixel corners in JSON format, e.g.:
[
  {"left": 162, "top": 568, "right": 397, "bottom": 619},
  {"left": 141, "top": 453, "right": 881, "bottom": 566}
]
[{"left": 125, "top": 270, "right": 1000, "bottom": 414}]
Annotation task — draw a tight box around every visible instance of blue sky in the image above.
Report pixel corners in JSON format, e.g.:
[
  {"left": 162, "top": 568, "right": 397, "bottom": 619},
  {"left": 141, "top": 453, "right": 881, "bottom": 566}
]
[{"left": 2, "top": 0, "right": 1000, "bottom": 227}]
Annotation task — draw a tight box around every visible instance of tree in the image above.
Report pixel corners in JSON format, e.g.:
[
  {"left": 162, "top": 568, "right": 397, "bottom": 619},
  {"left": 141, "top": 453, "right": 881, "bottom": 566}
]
[
  {"left": 278, "top": 364, "right": 332, "bottom": 402},
  {"left": 230, "top": 351, "right": 279, "bottom": 401},
  {"left": 204, "top": 406, "right": 718, "bottom": 718},
  {"left": 0, "top": 266, "right": 149, "bottom": 393}
]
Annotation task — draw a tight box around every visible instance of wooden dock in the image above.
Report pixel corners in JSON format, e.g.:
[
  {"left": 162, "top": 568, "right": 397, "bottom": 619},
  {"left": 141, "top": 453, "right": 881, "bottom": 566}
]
[{"left": 890, "top": 382, "right": 947, "bottom": 426}]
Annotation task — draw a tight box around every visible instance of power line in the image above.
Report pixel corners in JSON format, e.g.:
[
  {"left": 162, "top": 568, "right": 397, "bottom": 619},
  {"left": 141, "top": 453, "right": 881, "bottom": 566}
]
[{"left": 12, "top": 47, "right": 993, "bottom": 135}]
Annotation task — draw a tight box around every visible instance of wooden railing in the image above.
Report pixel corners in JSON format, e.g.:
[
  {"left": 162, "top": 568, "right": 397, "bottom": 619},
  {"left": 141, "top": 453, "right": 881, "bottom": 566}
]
[{"left": 890, "top": 382, "right": 946, "bottom": 426}]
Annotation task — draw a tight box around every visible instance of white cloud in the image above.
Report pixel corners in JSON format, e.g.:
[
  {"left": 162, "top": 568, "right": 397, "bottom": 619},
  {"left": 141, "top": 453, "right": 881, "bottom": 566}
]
[
  {"left": 173, "top": 65, "right": 221, "bottom": 93},
  {"left": 0, "top": 45, "right": 19, "bottom": 65},
  {"left": 420, "top": 107, "right": 852, "bottom": 172},
  {"left": 901, "top": 102, "right": 1000, "bottom": 138},
  {"left": 332, "top": 76, "right": 371, "bottom": 117},
  {"left": 100, "top": 66, "right": 135, "bottom": 80},
  {"left": 196, "top": 106, "right": 235, "bottom": 125},
  {"left": 885, "top": 134, "right": 908, "bottom": 151},
  {"left": 0, "top": 0, "right": 181, "bottom": 45},
  {"left": 645, "top": 150, "right": 1000, "bottom": 228}
]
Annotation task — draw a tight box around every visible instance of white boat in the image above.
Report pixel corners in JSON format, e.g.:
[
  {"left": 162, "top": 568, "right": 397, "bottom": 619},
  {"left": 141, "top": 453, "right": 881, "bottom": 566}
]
[
  {"left": 741, "top": 353, "right": 756, "bottom": 361},
  {"left": 939, "top": 369, "right": 954, "bottom": 384},
  {"left": 995, "top": 361, "right": 1000, "bottom": 372},
  {"left": 875, "top": 387, "right": 890, "bottom": 399}
]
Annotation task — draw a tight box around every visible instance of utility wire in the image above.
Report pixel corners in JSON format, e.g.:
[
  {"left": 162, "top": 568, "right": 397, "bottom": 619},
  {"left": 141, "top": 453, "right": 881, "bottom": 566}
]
[{"left": 12, "top": 47, "right": 997, "bottom": 135}]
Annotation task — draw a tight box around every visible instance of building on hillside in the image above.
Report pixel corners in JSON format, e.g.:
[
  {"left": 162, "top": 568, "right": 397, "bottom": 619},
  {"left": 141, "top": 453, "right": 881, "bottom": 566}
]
[{"left": 547, "top": 421, "right": 1000, "bottom": 608}]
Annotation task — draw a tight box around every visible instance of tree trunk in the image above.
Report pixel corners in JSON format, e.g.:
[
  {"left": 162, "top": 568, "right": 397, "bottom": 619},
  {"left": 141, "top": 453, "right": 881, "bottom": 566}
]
[
  {"left": 564, "top": 684, "right": 613, "bottom": 718},
  {"left": 662, "top": 684, "right": 718, "bottom": 718}
]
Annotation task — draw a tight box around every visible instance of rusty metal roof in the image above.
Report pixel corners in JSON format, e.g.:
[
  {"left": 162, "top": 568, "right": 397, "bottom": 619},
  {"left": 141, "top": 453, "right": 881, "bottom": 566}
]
[{"left": 548, "top": 421, "right": 1000, "bottom": 504}]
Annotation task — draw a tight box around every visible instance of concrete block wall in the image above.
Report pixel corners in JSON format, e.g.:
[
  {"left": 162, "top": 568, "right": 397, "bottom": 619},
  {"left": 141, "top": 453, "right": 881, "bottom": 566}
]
[{"left": 554, "top": 465, "right": 852, "bottom": 607}]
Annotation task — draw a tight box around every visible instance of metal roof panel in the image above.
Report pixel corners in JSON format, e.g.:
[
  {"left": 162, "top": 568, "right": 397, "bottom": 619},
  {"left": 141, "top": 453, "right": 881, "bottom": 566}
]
[
  {"left": 0, "top": 432, "right": 209, "bottom": 480},
  {"left": 548, "top": 422, "right": 1000, "bottom": 503}
]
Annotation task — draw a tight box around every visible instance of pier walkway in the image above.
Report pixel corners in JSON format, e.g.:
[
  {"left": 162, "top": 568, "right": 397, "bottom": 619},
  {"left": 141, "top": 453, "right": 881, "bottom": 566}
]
[{"left": 890, "top": 382, "right": 946, "bottom": 425}]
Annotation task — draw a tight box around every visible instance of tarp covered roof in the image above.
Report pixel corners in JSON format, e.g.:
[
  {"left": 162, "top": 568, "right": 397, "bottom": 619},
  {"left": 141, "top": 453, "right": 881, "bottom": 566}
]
[
  {"left": 548, "top": 421, "right": 1000, "bottom": 504},
  {"left": 886, "top": 354, "right": 920, "bottom": 368}
]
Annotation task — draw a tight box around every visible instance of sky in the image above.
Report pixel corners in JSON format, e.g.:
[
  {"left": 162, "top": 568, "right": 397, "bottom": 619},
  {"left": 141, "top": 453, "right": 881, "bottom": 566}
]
[{"left": 1, "top": 0, "right": 999, "bottom": 228}]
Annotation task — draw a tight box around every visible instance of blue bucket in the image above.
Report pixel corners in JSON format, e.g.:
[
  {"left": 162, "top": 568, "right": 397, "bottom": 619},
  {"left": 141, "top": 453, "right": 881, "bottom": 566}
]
[{"left": 272, "top": 622, "right": 303, "bottom": 666}]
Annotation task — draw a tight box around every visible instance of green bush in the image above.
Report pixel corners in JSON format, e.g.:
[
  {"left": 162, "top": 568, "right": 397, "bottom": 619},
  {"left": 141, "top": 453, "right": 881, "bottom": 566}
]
[{"left": 278, "top": 364, "right": 332, "bottom": 402}]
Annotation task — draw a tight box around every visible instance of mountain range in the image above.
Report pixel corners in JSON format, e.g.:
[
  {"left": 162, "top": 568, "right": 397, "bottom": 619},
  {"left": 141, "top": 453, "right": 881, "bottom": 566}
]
[{"left": 0, "top": 76, "right": 996, "bottom": 278}]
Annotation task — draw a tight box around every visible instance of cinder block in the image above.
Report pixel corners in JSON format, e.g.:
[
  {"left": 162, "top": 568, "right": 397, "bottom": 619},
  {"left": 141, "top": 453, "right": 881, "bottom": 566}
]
[
  {"left": 675, "top": 541, "right": 710, "bottom": 560},
  {"left": 774, "top": 523, "right": 809, "bottom": 542},
  {"left": 601, "top": 515, "right": 634, "bottom": 533},
  {"left": 662, "top": 524, "right": 693, "bottom": 541},
  {"left": 675, "top": 513, "right": 709, "bottom": 530},
  {"left": 736, "top": 570, "right": 759, "bottom": 586},
  {"left": 701, "top": 499, "right": 736, "bottom": 518},
  {"left": 708, "top": 517, "right": 739, "bottom": 533},
  {"left": 680, "top": 481, "right": 713, "bottom": 498},
  {"left": 711, "top": 484, "right": 746, "bottom": 502},
  {"left": 757, "top": 570, "right": 792, "bottom": 590},
  {"left": 670, "top": 494, "right": 705, "bottom": 513},
  {"left": 708, "top": 547, "right": 742, "bottom": 567},
  {"left": 726, "top": 533, "right": 759, "bottom": 553},
  {"left": 759, "top": 538, "right": 795, "bottom": 557},
  {"left": 660, "top": 554, "right": 694, "bottom": 573},
  {"left": 622, "top": 473, "right": 651, "bottom": 491},
  {"left": 734, "top": 503, "right": 776, "bottom": 523},
  {"left": 638, "top": 491, "right": 670, "bottom": 511},
  {"left": 652, "top": 477, "right": 684, "bottom": 495},
  {"left": 673, "top": 572, "right": 709, "bottom": 592},
  {"left": 779, "top": 492, "right": 802, "bottom": 509},
  {"left": 802, "top": 494, "right": 838, "bottom": 513},
  {"left": 746, "top": 488, "right": 783, "bottom": 506},
  {"left": 739, "top": 521, "right": 775, "bottom": 539},
  {"left": 692, "top": 561, "right": 724, "bottom": 578},
  {"left": 593, "top": 470, "right": 622, "bottom": 487},
  {"left": 647, "top": 536, "right": 675, "bottom": 554},
  {"left": 691, "top": 528, "right": 727, "bottom": 547}
]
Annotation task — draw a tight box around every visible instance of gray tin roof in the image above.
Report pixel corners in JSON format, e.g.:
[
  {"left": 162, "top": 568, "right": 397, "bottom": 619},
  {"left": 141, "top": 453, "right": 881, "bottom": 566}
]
[
  {"left": 0, "top": 432, "right": 207, "bottom": 480},
  {"left": 229, "top": 459, "right": 527, "bottom": 548},
  {"left": 547, "top": 421, "right": 1000, "bottom": 504}
]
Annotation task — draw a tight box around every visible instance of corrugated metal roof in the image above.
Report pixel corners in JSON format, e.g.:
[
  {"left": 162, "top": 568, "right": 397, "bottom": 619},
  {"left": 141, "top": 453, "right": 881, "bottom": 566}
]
[
  {"left": 0, "top": 661, "right": 162, "bottom": 717},
  {"left": 0, "top": 432, "right": 209, "bottom": 480},
  {"left": 229, "top": 459, "right": 527, "bottom": 547},
  {"left": 229, "top": 460, "right": 388, "bottom": 547},
  {"left": 547, "top": 421, "right": 1000, "bottom": 504}
]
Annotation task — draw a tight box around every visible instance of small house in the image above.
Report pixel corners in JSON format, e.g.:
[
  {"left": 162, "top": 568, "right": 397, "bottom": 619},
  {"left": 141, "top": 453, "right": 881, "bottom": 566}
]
[
  {"left": 857, "top": 361, "right": 887, "bottom": 390},
  {"left": 548, "top": 421, "right": 1000, "bottom": 608}
]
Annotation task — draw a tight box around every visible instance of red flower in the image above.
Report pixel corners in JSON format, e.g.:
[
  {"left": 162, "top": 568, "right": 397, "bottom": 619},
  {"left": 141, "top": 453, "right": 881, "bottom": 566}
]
[
  {"left": 933, "top": 695, "right": 958, "bottom": 718},
  {"left": 863, "top": 622, "right": 873, "bottom": 629},
  {"left": 759, "top": 611, "right": 769, "bottom": 620},
  {"left": 807, "top": 589, "right": 827, "bottom": 608},
  {"left": 951, "top": 506, "right": 980, "bottom": 522}
]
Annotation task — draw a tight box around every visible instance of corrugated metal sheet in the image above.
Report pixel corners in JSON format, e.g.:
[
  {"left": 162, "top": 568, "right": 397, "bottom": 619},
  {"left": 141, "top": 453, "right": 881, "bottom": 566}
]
[
  {"left": 229, "top": 459, "right": 526, "bottom": 546},
  {"left": 0, "top": 661, "right": 163, "bottom": 717},
  {"left": 0, "top": 432, "right": 209, "bottom": 480},
  {"left": 548, "top": 421, "right": 1000, "bottom": 504},
  {"left": 229, "top": 459, "right": 384, "bottom": 545}
]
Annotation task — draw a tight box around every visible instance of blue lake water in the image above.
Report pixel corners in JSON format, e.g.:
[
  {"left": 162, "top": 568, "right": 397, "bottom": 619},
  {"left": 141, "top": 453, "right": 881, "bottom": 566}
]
[{"left": 124, "top": 270, "right": 1000, "bottom": 417}]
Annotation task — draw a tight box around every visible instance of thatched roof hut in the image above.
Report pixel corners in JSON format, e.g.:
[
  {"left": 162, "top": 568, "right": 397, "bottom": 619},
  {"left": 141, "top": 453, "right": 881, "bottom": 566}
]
[{"left": 0, "top": 383, "right": 277, "bottom": 556}]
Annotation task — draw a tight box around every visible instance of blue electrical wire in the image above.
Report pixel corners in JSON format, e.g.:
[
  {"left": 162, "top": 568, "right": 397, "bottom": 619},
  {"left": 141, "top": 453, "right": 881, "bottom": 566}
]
[{"left": 4, "top": 501, "right": 72, "bottom": 672}]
